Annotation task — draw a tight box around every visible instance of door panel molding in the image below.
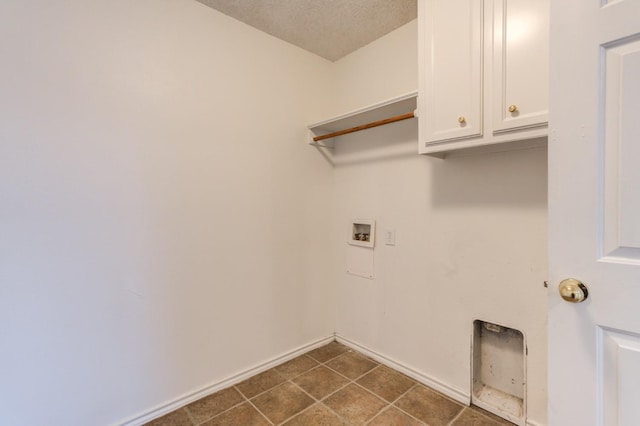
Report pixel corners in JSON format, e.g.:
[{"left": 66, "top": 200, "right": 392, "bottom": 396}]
[
  {"left": 597, "top": 326, "right": 640, "bottom": 425},
  {"left": 600, "top": 35, "right": 640, "bottom": 263}
]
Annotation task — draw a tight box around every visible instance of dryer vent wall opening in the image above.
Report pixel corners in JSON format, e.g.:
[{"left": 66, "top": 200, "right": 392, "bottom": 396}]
[{"left": 472, "top": 320, "right": 526, "bottom": 425}]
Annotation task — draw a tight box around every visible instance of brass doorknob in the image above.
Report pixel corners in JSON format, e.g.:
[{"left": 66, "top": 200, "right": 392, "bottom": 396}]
[
  {"left": 559, "top": 278, "right": 588, "bottom": 303},
  {"left": 458, "top": 116, "right": 466, "bottom": 124},
  {"left": 508, "top": 105, "right": 518, "bottom": 113}
]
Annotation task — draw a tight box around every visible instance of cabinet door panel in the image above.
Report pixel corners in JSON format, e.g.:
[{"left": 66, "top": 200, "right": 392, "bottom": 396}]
[
  {"left": 492, "top": 0, "right": 549, "bottom": 133},
  {"left": 420, "top": 0, "right": 483, "bottom": 144}
]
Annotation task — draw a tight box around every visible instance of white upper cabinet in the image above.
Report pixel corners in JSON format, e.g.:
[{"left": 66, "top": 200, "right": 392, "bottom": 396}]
[
  {"left": 419, "top": 0, "right": 549, "bottom": 156},
  {"left": 492, "top": 0, "right": 549, "bottom": 133},
  {"left": 420, "top": 0, "right": 483, "bottom": 143}
]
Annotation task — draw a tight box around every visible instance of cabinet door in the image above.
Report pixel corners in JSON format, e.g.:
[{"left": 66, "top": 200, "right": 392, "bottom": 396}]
[
  {"left": 419, "top": 0, "right": 483, "bottom": 144},
  {"left": 492, "top": 0, "right": 549, "bottom": 133}
]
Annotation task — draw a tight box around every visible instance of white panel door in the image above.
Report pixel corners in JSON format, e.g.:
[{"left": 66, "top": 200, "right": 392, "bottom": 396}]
[
  {"left": 419, "top": 0, "right": 483, "bottom": 143},
  {"left": 549, "top": 0, "right": 640, "bottom": 425},
  {"left": 492, "top": 0, "right": 549, "bottom": 133}
]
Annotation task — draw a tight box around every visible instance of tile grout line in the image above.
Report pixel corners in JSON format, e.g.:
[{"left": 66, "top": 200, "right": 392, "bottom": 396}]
[
  {"left": 181, "top": 407, "right": 197, "bottom": 426},
  {"left": 309, "top": 367, "right": 367, "bottom": 404},
  {"left": 322, "top": 352, "right": 380, "bottom": 382},
  {"left": 388, "top": 383, "right": 429, "bottom": 424},
  {"left": 274, "top": 380, "right": 320, "bottom": 425},
  {"left": 280, "top": 347, "right": 375, "bottom": 424},
  {"left": 274, "top": 400, "right": 316, "bottom": 425},
  {"left": 240, "top": 379, "right": 293, "bottom": 426},
  {"left": 315, "top": 351, "right": 399, "bottom": 425},
  {"left": 180, "top": 348, "right": 332, "bottom": 425},
  {"left": 245, "top": 395, "right": 275, "bottom": 426},
  {"left": 363, "top": 404, "right": 394, "bottom": 425},
  {"left": 314, "top": 400, "right": 352, "bottom": 426},
  {"left": 274, "top": 345, "right": 354, "bottom": 425},
  {"left": 446, "top": 405, "right": 467, "bottom": 426},
  {"left": 315, "top": 349, "right": 346, "bottom": 365},
  {"left": 361, "top": 372, "right": 410, "bottom": 425},
  {"left": 219, "top": 350, "right": 347, "bottom": 426},
  {"left": 316, "top": 381, "right": 372, "bottom": 424},
  {"left": 233, "top": 371, "right": 289, "bottom": 401},
  {"left": 191, "top": 396, "right": 247, "bottom": 426},
  {"left": 294, "top": 349, "right": 370, "bottom": 404},
  {"left": 365, "top": 383, "right": 428, "bottom": 425},
  {"left": 150, "top": 345, "right": 339, "bottom": 425},
  {"left": 287, "top": 362, "right": 324, "bottom": 381},
  {"left": 233, "top": 352, "right": 322, "bottom": 402},
  {"left": 187, "top": 384, "right": 261, "bottom": 426},
  {"left": 275, "top": 379, "right": 355, "bottom": 426},
  {"left": 395, "top": 382, "right": 467, "bottom": 426},
  {"left": 466, "top": 405, "right": 517, "bottom": 426},
  {"left": 288, "top": 378, "right": 321, "bottom": 404},
  {"left": 350, "top": 379, "right": 391, "bottom": 405},
  {"left": 233, "top": 384, "right": 275, "bottom": 425},
  {"left": 159, "top": 342, "right": 491, "bottom": 426},
  {"left": 184, "top": 355, "right": 375, "bottom": 426},
  {"left": 278, "top": 354, "right": 321, "bottom": 377}
]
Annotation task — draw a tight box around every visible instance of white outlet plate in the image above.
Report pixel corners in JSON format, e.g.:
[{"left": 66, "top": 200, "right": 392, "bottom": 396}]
[{"left": 384, "top": 228, "right": 396, "bottom": 246}]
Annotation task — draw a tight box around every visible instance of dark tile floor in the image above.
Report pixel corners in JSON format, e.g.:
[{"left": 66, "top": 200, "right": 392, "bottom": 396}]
[{"left": 146, "top": 341, "right": 513, "bottom": 426}]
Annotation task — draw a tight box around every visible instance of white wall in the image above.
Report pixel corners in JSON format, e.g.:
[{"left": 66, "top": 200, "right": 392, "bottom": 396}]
[
  {"left": 0, "top": 4, "right": 548, "bottom": 425},
  {"left": 332, "top": 20, "right": 419, "bottom": 112},
  {"left": 330, "top": 20, "right": 548, "bottom": 425},
  {"left": 0, "top": 1, "right": 335, "bottom": 425}
]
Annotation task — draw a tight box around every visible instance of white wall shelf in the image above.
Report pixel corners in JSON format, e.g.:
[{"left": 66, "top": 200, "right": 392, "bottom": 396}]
[{"left": 308, "top": 91, "right": 418, "bottom": 148}]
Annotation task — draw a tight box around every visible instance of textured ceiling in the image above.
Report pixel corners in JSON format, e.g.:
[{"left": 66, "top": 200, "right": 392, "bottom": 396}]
[{"left": 196, "top": 0, "right": 416, "bottom": 61}]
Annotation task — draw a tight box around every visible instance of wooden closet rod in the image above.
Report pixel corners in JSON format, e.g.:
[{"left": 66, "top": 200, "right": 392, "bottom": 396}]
[{"left": 312, "top": 111, "right": 415, "bottom": 142}]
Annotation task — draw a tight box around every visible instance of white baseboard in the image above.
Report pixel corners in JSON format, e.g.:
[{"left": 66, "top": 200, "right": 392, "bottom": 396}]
[
  {"left": 117, "top": 333, "right": 546, "bottom": 426},
  {"left": 336, "top": 335, "right": 546, "bottom": 426},
  {"left": 116, "top": 334, "right": 335, "bottom": 426},
  {"left": 335, "top": 334, "right": 470, "bottom": 406}
]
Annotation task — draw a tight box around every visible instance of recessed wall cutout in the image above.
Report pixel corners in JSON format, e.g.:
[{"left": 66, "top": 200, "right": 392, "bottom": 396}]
[
  {"left": 349, "top": 218, "right": 375, "bottom": 248},
  {"left": 472, "top": 320, "right": 526, "bottom": 425}
]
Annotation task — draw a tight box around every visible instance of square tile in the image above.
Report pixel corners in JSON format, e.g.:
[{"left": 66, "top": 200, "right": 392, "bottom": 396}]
[
  {"left": 185, "top": 386, "right": 244, "bottom": 424},
  {"left": 323, "top": 383, "right": 387, "bottom": 424},
  {"left": 251, "top": 381, "right": 314, "bottom": 424},
  {"left": 356, "top": 365, "right": 415, "bottom": 402},
  {"left": 306, "top": 341, "right": 350, "bottom": 363},
  {"left": 368, "top": 406, "right": 425, "bottom": 425},
  {"left": 452, "top": 407, "right": 514, "bottom": 425},
  {"left": 326, "top": 351, "right": 378, "bottom": 380},
  {"left": 145, "top": 408, "right": 192, "bottom": 426},
  {"left": 151, "top": 344, "right": 501, "bottom": 426},
  {"left": 282, "top": 403, "right": 346, "bottom": 426},
  {"left": 293, "top": 366, "right": 350, "bottom": 400},
  {"left": 235, "top": 368, "right": 286, "bottom": 399},
  {"left": 201, "top": 403, "right": 270, "bottom": 426},
  {"left": 394, "top": 385, "right": 464, "bottom": 426},
  {"left": 275, "top": 355, "right": 319, "bottom": 379}
]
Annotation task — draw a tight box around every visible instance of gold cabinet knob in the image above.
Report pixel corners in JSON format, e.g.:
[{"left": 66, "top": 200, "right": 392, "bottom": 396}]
[
  {"left": 458, "top": 116, "right": 466, "bottom": 124},
  {"left": 559, "top": 278, "right": 589, "bottom": 303},
  {"left": 508, "top": 104, "right": 518, "bottom": 113}
]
